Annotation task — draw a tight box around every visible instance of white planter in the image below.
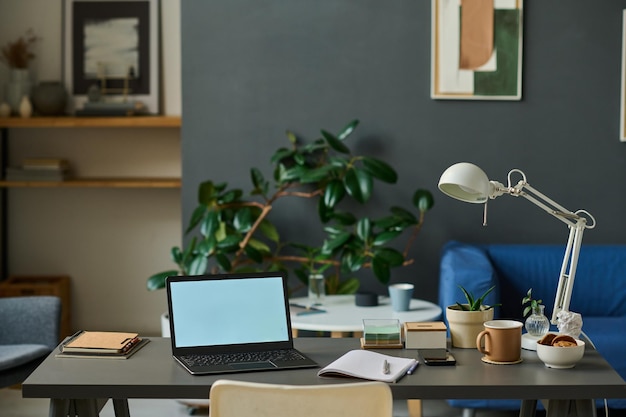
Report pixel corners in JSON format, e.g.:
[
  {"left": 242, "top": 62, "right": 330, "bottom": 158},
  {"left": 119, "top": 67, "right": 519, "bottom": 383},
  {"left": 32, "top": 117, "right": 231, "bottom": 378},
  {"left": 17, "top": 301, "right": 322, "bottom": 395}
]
[{"left": 446, "top": 304, "right": 494, "bottom": 348}]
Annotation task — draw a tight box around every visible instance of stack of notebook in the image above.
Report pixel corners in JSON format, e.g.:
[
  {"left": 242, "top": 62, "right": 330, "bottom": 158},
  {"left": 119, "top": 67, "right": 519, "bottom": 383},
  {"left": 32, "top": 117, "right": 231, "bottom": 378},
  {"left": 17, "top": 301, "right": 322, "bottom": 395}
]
[{"left": 56, "top": 331, "right": 149, "bottom": 359}]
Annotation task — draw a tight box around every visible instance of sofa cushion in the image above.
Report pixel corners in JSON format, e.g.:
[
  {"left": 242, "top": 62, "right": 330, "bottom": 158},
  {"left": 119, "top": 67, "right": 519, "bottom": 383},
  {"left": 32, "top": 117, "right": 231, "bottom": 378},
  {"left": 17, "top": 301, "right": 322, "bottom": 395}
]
[{"left": 0, "top": 344, "right": 50, "bottom": 371}]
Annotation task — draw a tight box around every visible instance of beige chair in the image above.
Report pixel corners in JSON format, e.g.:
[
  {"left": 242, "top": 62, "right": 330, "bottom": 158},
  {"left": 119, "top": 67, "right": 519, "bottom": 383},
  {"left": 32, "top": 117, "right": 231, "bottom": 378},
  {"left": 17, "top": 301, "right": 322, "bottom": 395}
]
[{"left": 208, "top": 379, "right": 393, "bottom": 417}]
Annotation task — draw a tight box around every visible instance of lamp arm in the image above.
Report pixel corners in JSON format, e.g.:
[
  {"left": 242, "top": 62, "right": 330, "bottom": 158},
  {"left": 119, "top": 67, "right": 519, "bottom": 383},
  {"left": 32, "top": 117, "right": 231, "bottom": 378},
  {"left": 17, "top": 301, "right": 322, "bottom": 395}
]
[
  {"left": 551, "top": 220, "right": 585, "bottom": 324},
  {"left": 490, "top": 170, "right": 597, "bottom": 323}
]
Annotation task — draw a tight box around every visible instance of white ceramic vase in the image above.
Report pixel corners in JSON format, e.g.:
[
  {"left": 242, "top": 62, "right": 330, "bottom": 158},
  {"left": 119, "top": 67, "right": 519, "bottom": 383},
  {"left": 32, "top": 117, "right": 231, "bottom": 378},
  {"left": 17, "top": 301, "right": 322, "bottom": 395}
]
[{"left": 19, "top": 95, "right": 33, "bottom": 118}]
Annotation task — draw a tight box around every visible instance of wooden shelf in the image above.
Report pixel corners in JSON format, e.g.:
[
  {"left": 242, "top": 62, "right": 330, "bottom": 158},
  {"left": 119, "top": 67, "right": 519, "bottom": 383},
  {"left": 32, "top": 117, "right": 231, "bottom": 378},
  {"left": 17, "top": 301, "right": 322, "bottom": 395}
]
[
  {"left": 0, "top": 115, "right": 181, "bottom": 128},
  {"left": 0, "top": 178, "right": 181, "bottom": 188}
]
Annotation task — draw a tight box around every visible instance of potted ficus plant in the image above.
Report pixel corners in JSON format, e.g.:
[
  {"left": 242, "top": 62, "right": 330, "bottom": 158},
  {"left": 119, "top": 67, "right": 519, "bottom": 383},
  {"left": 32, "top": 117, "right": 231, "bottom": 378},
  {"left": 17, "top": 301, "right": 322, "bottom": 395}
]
[
  {"left": 446, "top": 285, "right": 497, "bottom": 348},
  {"left": 148, "top": 119, "right": 434, "bottom": 301}
]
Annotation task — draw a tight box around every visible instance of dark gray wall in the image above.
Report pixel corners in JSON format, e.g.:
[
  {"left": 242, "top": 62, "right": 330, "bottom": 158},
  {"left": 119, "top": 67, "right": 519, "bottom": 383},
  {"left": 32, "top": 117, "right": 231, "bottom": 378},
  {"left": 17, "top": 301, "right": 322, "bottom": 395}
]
[{"left": 181, "top": 0, "right": 626, "bottom": 302}]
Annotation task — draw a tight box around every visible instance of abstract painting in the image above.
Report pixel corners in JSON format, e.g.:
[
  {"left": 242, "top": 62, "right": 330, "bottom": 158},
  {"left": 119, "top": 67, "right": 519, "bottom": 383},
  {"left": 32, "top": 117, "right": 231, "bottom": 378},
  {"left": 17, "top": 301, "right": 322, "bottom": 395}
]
[{"left": 431, "top": 0, "right": 523, "bottom": 100}]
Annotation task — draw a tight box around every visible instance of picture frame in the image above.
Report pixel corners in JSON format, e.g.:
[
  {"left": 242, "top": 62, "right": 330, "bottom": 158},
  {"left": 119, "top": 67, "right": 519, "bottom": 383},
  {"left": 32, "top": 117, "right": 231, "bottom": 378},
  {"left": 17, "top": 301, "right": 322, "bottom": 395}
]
[
  {"left": 619, "top": 10, "right": 626, "bottom": 142},
  {"left": 431, "top": 0, "right": 523, "bottom": 100},
  {"left": 63, "top": 0, "right": 160, "bottom": 114}
]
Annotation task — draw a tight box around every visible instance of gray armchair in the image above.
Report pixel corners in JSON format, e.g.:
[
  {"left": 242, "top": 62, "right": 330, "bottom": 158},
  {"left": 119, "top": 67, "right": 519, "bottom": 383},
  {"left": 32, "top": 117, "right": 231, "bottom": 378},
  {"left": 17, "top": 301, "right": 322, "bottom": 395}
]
[{"left": 0, "top": 296, "right": 62, "bottom": 388}]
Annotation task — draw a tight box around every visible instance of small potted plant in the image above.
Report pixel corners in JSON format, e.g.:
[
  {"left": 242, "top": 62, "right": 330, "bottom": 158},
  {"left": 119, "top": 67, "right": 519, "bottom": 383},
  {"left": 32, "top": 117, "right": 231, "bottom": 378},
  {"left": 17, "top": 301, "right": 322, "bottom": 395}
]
[
  {"left": 446, "top": 285, "right": 497, "bottom": 348},
  {"left": 522, "top": 288, "right": 550, "bottom": 338}
]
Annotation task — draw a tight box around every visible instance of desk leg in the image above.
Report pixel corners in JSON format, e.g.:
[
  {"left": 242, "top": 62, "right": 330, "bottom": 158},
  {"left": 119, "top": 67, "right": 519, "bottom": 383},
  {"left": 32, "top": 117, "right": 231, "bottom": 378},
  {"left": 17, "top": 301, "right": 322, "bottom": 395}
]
[
  {"left": 113, "top": 399, "right": 131, "bottom": 417},
  {"left": 544, "top": 399, "right": 597, "bottom": 417},
  {"left": 519, "top": 400, "right": 537, "bottom": 417},
  {"left": 49, "top": 399, "right": 70, "bottom": 417},
  {"left": 407, "top": 399, "right": 422, "bottom": 417},
  {"left": 74, "top": 399, "right": 101, "bottom": 417}
]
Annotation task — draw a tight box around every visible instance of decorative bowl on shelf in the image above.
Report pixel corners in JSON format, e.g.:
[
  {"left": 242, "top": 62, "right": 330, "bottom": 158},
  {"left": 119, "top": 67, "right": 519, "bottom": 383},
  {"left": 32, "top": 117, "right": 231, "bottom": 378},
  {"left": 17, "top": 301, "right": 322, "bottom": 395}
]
[{"left": 536, "top": 339, "right": 585, "bottom": 369}]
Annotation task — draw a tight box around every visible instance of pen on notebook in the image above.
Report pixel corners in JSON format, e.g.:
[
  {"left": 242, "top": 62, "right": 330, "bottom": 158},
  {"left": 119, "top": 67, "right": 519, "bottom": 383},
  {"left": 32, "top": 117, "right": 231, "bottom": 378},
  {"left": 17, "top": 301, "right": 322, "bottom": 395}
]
[
  {"left": 406, "top": 361, "right": 419, "bottom": 375},
  {"left": 383, "top": 359, "right": 390, "bottom": 374}
]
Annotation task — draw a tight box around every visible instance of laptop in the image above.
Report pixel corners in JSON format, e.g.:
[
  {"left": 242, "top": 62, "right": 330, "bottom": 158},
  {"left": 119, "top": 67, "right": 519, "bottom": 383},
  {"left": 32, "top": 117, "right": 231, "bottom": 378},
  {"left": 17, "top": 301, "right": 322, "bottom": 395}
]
[{"left": 166, "top": 272, "right": 318, "bottom": 375}]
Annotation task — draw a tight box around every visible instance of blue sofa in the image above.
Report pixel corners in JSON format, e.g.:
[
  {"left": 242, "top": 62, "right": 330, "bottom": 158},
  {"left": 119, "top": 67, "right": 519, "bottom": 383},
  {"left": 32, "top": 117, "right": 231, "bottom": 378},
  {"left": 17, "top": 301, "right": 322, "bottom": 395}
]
[{"left": 439, "top": 241, "right": 626, "bottom": 412}]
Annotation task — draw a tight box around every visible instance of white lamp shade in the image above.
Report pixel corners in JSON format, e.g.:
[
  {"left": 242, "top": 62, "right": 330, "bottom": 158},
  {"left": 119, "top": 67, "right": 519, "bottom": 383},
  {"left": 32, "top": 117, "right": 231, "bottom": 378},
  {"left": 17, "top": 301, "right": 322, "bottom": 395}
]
[{"left": 438, "top": 162, "right": 490, "bottom": 203}]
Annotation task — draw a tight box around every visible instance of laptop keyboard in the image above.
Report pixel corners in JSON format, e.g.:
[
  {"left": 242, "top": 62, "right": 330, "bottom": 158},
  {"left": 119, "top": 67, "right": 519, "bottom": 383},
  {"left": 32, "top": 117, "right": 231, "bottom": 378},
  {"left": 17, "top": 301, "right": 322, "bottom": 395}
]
[{"left": 181, "top": 349, "right": 306, "bottom": 366}]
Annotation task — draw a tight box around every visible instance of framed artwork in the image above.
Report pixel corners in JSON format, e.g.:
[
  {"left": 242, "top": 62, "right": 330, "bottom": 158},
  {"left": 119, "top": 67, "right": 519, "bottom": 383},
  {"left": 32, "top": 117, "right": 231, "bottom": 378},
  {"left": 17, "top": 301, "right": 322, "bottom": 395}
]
[
  {"left": 619, "top": 10, "right": 626, "bottom": 142},
  {"left": 431, "top": 0, "right": 523, "bottom": 100},
  {"left": 63, "top": 0, "right": 160, "bottom": 114}
]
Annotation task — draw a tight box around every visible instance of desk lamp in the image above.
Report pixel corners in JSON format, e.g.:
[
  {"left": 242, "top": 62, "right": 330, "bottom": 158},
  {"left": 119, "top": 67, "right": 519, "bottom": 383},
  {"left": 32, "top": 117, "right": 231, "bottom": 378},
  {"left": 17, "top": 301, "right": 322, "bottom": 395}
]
[{"left": 438, "top": 163, "right": 596, "bottom": 346}]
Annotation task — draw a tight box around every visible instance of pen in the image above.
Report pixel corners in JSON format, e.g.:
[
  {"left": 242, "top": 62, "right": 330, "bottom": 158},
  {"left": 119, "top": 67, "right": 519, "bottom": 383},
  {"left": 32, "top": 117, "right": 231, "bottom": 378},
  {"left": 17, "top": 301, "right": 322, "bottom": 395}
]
[
  {"left": 406, "top": 361, "right": 419, "bottom": 375},
  {"left": 383, "top": 359, "right": 390, "bottom": 374}
]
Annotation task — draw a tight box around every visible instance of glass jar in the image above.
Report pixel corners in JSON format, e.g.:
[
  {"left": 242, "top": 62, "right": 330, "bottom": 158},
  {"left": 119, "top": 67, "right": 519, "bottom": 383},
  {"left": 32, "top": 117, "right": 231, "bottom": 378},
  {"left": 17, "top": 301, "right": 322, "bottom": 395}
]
[
  {"left": 307, "top": 273, "right": 325, "bottom": 305},
  {"left": 525, "top": 304, "right": 550, "bottom": 337}
]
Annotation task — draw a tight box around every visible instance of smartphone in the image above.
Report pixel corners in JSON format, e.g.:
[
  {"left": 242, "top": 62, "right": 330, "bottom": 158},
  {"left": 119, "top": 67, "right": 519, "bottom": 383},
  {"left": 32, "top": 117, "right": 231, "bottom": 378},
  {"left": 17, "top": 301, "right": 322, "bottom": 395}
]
[{"left": 419, "top": 349, "right": 456, "bottom": 366}]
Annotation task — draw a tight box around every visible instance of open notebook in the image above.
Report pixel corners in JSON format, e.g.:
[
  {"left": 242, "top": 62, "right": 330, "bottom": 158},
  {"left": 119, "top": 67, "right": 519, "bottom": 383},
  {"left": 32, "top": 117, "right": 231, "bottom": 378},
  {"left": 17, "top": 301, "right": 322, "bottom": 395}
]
[{"left": 166, "top": 272, "right": 318, "bottom": 375}]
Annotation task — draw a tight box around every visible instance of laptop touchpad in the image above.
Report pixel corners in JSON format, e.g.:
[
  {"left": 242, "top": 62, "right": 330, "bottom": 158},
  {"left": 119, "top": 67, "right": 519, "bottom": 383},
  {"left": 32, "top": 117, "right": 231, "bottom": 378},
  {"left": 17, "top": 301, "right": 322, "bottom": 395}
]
[{"left": 230, "top": 361, "right": 276, "bottom": 370}]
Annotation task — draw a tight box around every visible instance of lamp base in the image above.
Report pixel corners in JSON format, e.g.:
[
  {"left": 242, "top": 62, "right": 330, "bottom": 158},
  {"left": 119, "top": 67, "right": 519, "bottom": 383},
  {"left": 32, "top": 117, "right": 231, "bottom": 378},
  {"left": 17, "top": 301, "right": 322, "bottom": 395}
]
[{"left": 522, "top": 333, "right": 542, "bottom": 351}]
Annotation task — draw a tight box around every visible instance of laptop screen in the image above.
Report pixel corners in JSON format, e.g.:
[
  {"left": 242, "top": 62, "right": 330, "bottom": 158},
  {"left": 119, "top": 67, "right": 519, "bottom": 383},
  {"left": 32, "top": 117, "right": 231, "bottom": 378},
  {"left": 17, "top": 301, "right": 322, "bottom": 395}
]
[{"left": 167, "top": 274, "right": 291, "bottom": 349}]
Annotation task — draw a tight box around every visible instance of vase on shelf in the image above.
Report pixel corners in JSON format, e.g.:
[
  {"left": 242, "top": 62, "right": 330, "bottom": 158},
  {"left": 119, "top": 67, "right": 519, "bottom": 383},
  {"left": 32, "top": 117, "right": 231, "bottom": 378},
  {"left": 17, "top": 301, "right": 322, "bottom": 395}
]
[
  {"left": 31, "top": 81, "right": 68, "bottom": 116},
  {"left": 19, "top": 95, "right": 32, "bottom": 118},
  {"left": 5, "top": 68, "right": 32, "bottom": 114},
  {"left": 525, "top": 304, "right": 550, "bottom": 337}
]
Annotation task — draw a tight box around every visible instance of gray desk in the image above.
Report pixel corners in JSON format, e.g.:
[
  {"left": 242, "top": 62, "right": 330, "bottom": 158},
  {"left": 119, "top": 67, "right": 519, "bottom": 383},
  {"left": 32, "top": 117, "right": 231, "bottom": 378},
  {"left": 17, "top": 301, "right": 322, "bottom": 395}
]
[{"left": 23, "top": 338, "right": 626, "bottom": 417}]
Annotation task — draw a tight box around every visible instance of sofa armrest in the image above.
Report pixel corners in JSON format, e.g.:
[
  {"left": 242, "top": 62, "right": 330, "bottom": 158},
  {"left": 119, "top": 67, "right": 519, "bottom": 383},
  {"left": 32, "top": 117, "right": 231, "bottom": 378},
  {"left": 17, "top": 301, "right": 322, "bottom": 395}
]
[{"left": 439, "top": 241, "right": 499, "bottom": 316}]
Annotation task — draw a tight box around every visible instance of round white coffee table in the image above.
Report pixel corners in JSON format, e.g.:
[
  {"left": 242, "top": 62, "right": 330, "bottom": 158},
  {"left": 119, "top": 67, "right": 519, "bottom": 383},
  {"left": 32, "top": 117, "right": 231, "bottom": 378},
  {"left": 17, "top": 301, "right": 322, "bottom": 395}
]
[{"left": 289, "top": 294, "right": 442, "bottom": 338}]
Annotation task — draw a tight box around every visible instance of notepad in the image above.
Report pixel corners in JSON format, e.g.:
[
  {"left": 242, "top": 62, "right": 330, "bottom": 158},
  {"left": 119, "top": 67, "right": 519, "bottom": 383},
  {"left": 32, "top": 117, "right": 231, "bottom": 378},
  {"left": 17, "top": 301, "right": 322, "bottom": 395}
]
[{"left": 317, "top": 350, "right": 417, "bottom": 383}]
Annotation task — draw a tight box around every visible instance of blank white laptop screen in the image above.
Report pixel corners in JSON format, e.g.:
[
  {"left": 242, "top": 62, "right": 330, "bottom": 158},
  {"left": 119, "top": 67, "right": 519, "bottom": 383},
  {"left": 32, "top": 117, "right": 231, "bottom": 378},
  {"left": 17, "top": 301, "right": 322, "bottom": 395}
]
[{"left": 169, "top": 276, "right": 290, "bottom": 348}]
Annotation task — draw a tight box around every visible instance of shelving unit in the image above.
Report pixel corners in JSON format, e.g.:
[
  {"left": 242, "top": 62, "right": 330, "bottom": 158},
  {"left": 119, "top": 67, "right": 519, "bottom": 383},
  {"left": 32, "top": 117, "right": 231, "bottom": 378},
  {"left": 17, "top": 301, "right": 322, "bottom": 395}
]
[
  {"left": 0, "top": 116, "right": 182, "bottom": 188},
  {"left": 0, "top": 115, "right": 182, "bottom": 280}
]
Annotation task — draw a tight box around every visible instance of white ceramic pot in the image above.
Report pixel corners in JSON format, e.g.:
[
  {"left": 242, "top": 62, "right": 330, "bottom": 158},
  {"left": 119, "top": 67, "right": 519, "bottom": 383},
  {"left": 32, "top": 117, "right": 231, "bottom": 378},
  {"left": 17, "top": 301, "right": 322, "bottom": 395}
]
[{"left": 446, "top": 304, "right": 494, "bottom": 348}]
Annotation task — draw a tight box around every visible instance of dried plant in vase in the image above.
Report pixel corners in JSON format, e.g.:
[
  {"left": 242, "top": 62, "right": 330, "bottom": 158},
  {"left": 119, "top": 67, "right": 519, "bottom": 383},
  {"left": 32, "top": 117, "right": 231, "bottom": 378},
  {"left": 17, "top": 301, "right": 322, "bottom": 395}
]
[{"left": 1, "top": 29, "right": 39, "bottom": 69}]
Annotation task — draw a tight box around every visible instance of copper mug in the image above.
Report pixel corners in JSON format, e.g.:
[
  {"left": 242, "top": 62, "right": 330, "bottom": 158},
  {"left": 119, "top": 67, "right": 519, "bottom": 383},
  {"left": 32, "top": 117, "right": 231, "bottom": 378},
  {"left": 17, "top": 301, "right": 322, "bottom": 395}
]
[{"left": 476, "top": 320, "right": 523, "bottom": 363}]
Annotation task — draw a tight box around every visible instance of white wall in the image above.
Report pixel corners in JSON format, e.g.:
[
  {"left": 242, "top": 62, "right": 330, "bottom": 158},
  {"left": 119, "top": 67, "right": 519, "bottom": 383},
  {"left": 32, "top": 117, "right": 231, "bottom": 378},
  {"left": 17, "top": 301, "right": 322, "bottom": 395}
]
[{"left": 1, "top": 0, "right": 182, "bottom": 336}]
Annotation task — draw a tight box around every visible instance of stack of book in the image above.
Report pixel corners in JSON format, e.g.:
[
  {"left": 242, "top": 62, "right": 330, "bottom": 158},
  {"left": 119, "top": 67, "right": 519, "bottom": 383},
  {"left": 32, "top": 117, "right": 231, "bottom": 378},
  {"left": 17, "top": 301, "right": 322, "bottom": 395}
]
[
  {"left": 75, "top": 100, "right": 147, "bottom": 117},
  {"left": 57, "top": 331, "right": 149, "bottom": 359},
  {"left": 5, "top": 158, "right": 71, "bottom": 181}
]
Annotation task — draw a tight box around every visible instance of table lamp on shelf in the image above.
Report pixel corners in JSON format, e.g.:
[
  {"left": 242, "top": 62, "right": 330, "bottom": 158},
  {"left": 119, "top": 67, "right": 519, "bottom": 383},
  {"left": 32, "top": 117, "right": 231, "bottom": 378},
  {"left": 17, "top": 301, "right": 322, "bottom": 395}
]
[{"left": 437, "top": 162, "right": 596, "bottom": 350}]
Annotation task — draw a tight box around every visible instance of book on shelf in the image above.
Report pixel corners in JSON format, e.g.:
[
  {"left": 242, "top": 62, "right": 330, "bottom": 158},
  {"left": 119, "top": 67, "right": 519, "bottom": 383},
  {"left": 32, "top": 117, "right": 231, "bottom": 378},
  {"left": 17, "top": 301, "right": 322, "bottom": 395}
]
[
  {"left": 4, "top": 167, "right": 70, "bottom": 181},
  {"left": 21, "top": 158, "right": 70, "bottom": 170},
  {"left": 317, "top": 349, "right": 417, "bottom": 383}
]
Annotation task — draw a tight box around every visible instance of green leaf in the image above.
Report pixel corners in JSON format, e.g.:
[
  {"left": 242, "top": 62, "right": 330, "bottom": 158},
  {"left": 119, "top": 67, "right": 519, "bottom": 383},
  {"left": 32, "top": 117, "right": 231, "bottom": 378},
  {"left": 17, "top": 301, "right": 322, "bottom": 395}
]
[
  {"left": 189, "top": 255, "right": 208, "bottom": 275},
  {"left": 374, "top": 247, "right": 404, "bottom": 267},
  {"left": 185, "top": 205, "right": 207, "bottom": 234},
  {"left": 322, "top": 232, "right": 351, "bottom": 253},
  {"left": 317, "top": 198, "right": 332, "bottom": 223},
  {"left": 336, "top": 277, "right": 360, "bottom": 294},
  {"left": 215, "top": 253, "right": 232, "bottom": 271},
  {"left": 258, "top": 220, "right": 280, "bottom": 243},
  {"left": 146, "top": 270, "right": 178, "bottom": 291},
  {"left": 244, "top": 244, "right": 263, "bottom": 263},
  {"left": 233, "top": 207, "right": 253, "bottom": 232},
  {"left": 323, "top": 180, "right": 346, "bottom": 209},
  {"left": 250, "top": 168, "right": 265, "bottom": 190},
  {"left": 286, "top": 130, "right": 297, "bottom": 144},
  {"left": 216, "top": 234, "right": 242, "bottom": 251},
  {"left": 361, "top": 157, "right": 398, "bottom": 184},
  {"left": 413, "top": 189, "right": 435, "bottom": 212},
  {"left": 170, "top": 246, "right": 183, "bottom": 264},
  {"left": 299, "top": 164, "right": 335, "bottom": 184},
  {"left": 390, "top": 206, "right": 418, "bottom": 223},
  {"left": 329, "top": 211, "right": 357, "bottom": 225},
  {"left": 200, "top": 210, "right": 219, "bottom": 237},
  {"left": 337, "top": 119, "right": 359, "bottom": 141},
  {"left": 197, "top": 180, "right": 217, "bottom": 205},
  {"left": 248, "top": 238, "right": 272, "bottom": 255},
  {"left": 356, "top": 218, "right": 371, "bottom": 241},
  {"left": 321, "top": 129, "right": 350, "bottom": 154},
  {"left": 343, "top": 168, "right": 373, "bottom": 204},
  {"left": 372, "top": 256, "right": 391, "bottom": 284},
  {"left": 372, "top": 230, "right": 402, "bottom": 246},
  {"left": 270, "top": 147, "right": 295, "bottom": 164},
  {"left": 219, "top": 189, "right": 243, "bottom": 204}
]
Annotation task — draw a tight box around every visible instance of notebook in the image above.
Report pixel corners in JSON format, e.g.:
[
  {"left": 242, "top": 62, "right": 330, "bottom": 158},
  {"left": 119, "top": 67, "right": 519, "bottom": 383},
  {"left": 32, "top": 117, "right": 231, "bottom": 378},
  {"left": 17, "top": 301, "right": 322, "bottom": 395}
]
[{"left": 166, "top": 272, "right": 318, "bottom": 375}]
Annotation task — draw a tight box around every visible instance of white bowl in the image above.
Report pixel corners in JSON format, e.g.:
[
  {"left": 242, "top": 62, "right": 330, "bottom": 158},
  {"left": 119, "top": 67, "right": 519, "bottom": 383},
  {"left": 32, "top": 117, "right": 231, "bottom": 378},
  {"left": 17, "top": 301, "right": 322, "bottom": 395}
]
[{"left": 536, "top": 339, "right": 585, "bottom": 369}]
